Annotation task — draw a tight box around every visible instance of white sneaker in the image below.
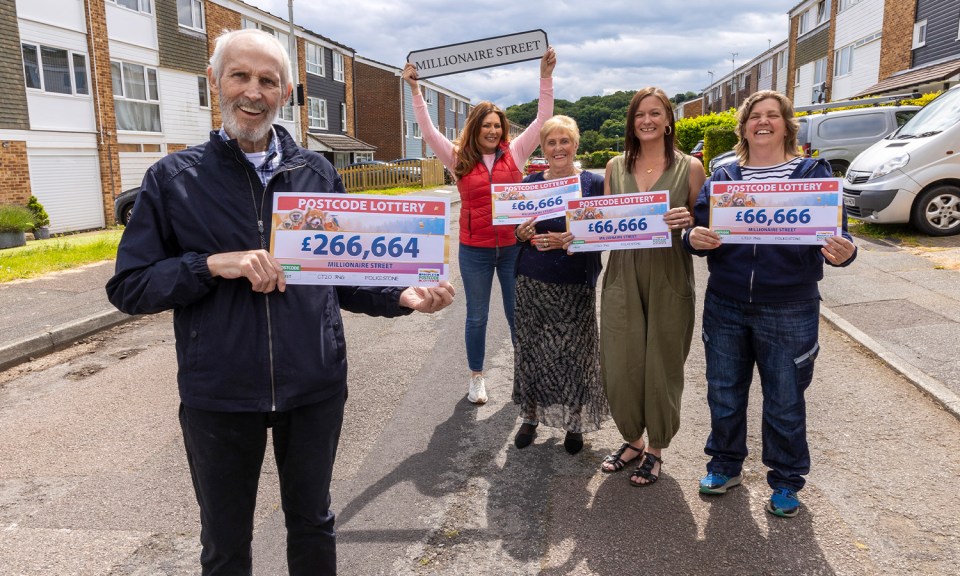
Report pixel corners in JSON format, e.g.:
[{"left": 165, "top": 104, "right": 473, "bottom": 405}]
[{"left": 467, "top": 374, "right": 487, "bottom": 404}]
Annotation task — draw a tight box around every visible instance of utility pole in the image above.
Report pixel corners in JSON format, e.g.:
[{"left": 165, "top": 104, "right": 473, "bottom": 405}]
[
  {"left": 287, "top": 0, "right": 302, "bottom": 146},
  {"left": 731, "top": 52, "right": 739, "bottom": 109}
]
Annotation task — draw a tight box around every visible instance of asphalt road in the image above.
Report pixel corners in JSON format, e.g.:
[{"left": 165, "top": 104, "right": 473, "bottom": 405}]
[{"left": 1, "top": 213, "right": 958, "bottom": 575}]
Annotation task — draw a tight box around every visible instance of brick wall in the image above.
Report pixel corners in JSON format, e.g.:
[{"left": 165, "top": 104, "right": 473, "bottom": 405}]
[
  {"left": 204, "top": 3, "right": 242, "bottom": 130},
  {"left": 84, "top": 0, "right": 121, "bottom": 222},
  {"left": 0, "top": 2, "right": 29, "bottom": 130},
  {"left": 0, "top": 141, "right": 31, "bottom": 205},
  {"left": 354, "top": 61, "right": 402, "bottom": 160},
  {"left": 787, "top": 14, "right": 798, "bottom": 101},
  {"left": 167, "top": 144, "right": 187, "bottom": 154},
  {"left": 682, "top": 99, "right": 703, "bottom": 118},
  {"left": 878, "top": 0, "right": 915, "bottom": 80},
  {"left": 343, "top": 54, "right": 355, "bottom": 136}
]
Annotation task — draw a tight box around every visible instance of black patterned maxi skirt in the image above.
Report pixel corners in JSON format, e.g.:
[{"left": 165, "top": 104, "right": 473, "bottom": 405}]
[{"left": 512, "top": 274, "right": 609, "bottom": 432}]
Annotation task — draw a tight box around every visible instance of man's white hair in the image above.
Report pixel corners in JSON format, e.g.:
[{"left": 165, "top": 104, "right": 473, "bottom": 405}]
[{"left": 209, "top": 28, "right": 292, "bottom": 90}]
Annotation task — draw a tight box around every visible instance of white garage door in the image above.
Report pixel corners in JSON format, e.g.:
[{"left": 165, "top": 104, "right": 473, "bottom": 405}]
[{"left": 28, "top": 149, "right": 105, "bottom": 233}]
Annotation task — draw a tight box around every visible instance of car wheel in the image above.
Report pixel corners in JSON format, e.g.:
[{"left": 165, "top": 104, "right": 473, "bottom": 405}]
[
  {"left": 121, "top": 203, "right": 134, "bottom": 225},
  {"left": 911, "top": 185, "right": 960, "bottom": 236}
]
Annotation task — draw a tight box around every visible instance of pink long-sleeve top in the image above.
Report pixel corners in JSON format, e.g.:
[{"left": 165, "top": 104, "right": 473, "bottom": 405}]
[{"left": 412, "top": 78, "right": 554, "bottom": 174}]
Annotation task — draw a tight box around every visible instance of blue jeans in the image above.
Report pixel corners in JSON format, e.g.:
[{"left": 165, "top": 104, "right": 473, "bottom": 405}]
[
  {"left": 701, "top": 290, "right": 820, "bottom": 492},
  {"left": 458, "top": 243, "right": 521, "bottom": 372},
  {"left": 180, "top": 389, "right": 346, "bottom": 575}
]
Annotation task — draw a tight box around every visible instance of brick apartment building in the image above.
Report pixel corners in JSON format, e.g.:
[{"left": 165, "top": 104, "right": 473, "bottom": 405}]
[{"left": 1, "top": 0, "right": 472, "bottom": 233}]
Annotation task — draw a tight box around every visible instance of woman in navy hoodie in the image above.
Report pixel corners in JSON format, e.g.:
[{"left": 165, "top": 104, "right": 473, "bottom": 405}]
[{"left": 683, "top": 90, "right": 856, "bottom": 518}]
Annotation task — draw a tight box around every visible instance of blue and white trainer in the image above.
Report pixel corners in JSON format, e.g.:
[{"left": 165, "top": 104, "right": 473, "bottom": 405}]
[
  {"left": 765, "top": 488, "right": 800, "bottom": 517},
  {"left": 699, "top": 472, "right": 743, "bottom": 495}
]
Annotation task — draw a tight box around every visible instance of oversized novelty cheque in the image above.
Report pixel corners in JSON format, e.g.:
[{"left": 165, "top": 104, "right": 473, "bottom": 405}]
[
  {"left": 270, "top": 193, "right": 450, "bottom": 287},
  {"left": 407, "top": 30, "right": 548, "bottom": 79},
  {"left": 709, "top": 178, "right": 843, "bottom": 245},
  {"left": 566, "top": 191, "right": 672, "bottom": 252},
  {"left": 491, "top": 175, "right": 581, "bottom": 225}
]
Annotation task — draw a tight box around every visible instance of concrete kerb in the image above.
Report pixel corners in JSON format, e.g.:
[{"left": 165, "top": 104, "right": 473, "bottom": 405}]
[
  {"left": 820, "top": 305, "right": 960, "bottom": 420},
  {"left": 0, "top": 309, "right": 133, "bottom": 372}
]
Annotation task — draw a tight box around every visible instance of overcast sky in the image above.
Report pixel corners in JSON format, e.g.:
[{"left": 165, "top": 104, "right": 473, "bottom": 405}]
[{"left": 244, "top": 0, "right": 800, "bottom": 108}]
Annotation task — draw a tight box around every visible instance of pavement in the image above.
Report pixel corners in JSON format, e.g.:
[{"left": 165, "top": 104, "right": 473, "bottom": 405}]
[{"left": 1, "top": 184, "right": 958, "bottom": 420}]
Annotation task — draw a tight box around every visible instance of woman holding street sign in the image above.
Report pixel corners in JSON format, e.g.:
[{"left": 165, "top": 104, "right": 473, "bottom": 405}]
[
  {"left": 598, "top": 87, "right": 704, "bottom": 487},
  {"left": 511, "top": 115, "right": 608, "bottom": 454},
  {"left": 402, "top": 47, "right": 556, "bottom": 406},
  {"left": 684, "top": 90, "right": 856, "bottom": 518}
]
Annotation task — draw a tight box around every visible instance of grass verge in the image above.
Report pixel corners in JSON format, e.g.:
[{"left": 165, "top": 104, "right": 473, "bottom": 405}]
[
  {"left": 847, "top": 219, "right": 920, "bottom": 246},
  {"left": 0, "top": 230, "right": 123, "bottom": 283}
]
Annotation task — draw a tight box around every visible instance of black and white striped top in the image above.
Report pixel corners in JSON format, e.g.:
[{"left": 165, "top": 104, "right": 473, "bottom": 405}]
[{"left": 739, "top": 157, "right": 803, "bottom": 181}]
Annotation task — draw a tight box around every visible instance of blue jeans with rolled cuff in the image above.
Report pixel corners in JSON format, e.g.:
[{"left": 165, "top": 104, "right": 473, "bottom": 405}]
[
  {"left": 180, "top": 388, "right": 346, "bottom": 575},
  {"left": 701, "top": 290, "right": 820, "bottom": 492},
  {"left": 458, "top": 243, "right": 521, "bottom": 372}
]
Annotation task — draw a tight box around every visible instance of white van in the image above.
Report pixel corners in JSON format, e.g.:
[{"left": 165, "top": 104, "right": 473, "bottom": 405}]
[{"left": 842, "top": 84, "right": 960, "bottom": 236}]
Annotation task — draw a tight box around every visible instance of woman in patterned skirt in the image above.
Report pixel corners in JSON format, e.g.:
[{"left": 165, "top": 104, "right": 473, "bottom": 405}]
[{"left": 512, "top": 115, "right": 609, "bottom": 455}]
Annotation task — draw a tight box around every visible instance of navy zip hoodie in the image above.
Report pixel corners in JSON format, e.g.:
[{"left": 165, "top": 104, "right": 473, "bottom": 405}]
[{"left": 682, "top": 157, "right": 856, "bottom": 303}]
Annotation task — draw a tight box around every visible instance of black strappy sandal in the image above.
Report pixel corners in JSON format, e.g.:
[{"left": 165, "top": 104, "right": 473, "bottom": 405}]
[
  {"left": 601, "top": 442, "right": 644, "bottom": 473},
  {"left": 629, "top": 452, "right": 662, "bottom": 487}
]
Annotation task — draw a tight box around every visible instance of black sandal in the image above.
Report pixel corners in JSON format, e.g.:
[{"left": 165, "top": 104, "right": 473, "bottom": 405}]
[
  {"left": 629, "top": 452, "right": 662, "bottom": 487},
  {"left": 601, "top": 442, "right": 644, "bottom": 473}
]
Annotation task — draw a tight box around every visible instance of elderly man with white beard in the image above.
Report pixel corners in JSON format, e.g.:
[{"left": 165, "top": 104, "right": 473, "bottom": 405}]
[{"left": 106, "top": 29, "right": 454, "bottom": 575}]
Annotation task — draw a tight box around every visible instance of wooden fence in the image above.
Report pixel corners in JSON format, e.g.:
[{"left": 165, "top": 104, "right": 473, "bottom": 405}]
[{"left": 340, "top": 158, "right": 447, "bottom": 193}]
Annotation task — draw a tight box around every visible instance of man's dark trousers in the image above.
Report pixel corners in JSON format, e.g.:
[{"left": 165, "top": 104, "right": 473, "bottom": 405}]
[{"left": 180, "top": 388, "right": 346, "bottom": 575}]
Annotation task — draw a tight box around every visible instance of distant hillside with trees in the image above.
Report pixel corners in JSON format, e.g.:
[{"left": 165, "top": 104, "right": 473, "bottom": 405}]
[{"left": 505, "top": 90, "right": 699, "bottom": 154}]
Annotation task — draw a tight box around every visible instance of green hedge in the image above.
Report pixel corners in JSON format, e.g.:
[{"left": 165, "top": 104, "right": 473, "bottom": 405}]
[
  {"left": 703, "top": 126, "right": 738, "bottom": 171},
  {"left": 796, "top": 92, "right": 939, "bottom": 118},
  {"left": 675, "top": 110, "right": 737, "bottom": 153},
  {"left": 583, "top": 149, "right": 619, "bottom": 169}
]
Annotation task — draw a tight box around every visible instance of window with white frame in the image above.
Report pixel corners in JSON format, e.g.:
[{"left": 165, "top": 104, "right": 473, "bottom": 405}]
[
  {"left": 241, "top": 18, "right": 285, "bottom": 43},
  {"left": 795, "top": 68, "right": 800, "bottom": 86},
  {"left": 423, "top": 88, "right": 434, "bottom": 104},
  {"left": 306, "top": 43, "right": 324, "bottom": 76},
  {"left": 812, "top": 56, "right": 828, "bottom": 101},
  {"left": 22, "top": 44, "right": 89, "bottom": 96},
  {"left": 839, "top": 0, "right": 862, "bottom": 11},
  {"left": 111, "top": 59, "right": 161, "bottom": 132},
  {"left": 308, "top": 97, "right": 327, "bottom": 129},
  {"left": 458, "top": 101, "right": 466, "bottom": 114},
  {"left": 815, "top": 0, "right": 828, "bottom": 26},
  {"left": 197, "top": 75, "right": 209, "bottom": 107},
  {"left": 913, "top": 20, "right": 927, "bottom": 48},
  {"left": 813, "top": 57, "right": 827, "bottom": 84},
  {"left": 798, "top": 9, "right": 810, "bottom": 35},
  {"left": 412, "top": 122, "right": 421, "bottom": 139},
  {"left": 177, "top": 0, "right": 203, "bottom": 31},
  {"left": 354, "top": 151, "right": 373, "bottom": 162},
  {"left": 341, "top": 103, "right": 347, "bottom": 132},
  {"left": 109, "top": 0, "right": 152, "bottom": 14},
  {"left": 777, "top": 51, "right": 786, "bottom": 70},
  {"left": 446, "top": 127, "right": 456, "bottom": 140},
  {"left": 450, "top": 98, "right": 456, "bottom": 112},
  {"left": 333, "top": 52, "right": 344, "bottom": 82},
  {"left": 835, "top": 45, "right": 854, "bottom": 77},
  {"left": 760, "top": 59, "right": 772, "bottom": 78}
]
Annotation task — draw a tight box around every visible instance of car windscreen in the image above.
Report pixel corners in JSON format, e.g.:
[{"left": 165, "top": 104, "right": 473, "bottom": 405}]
[{"left": 895, "top": 89, "right": 960, "bottom": 138}]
